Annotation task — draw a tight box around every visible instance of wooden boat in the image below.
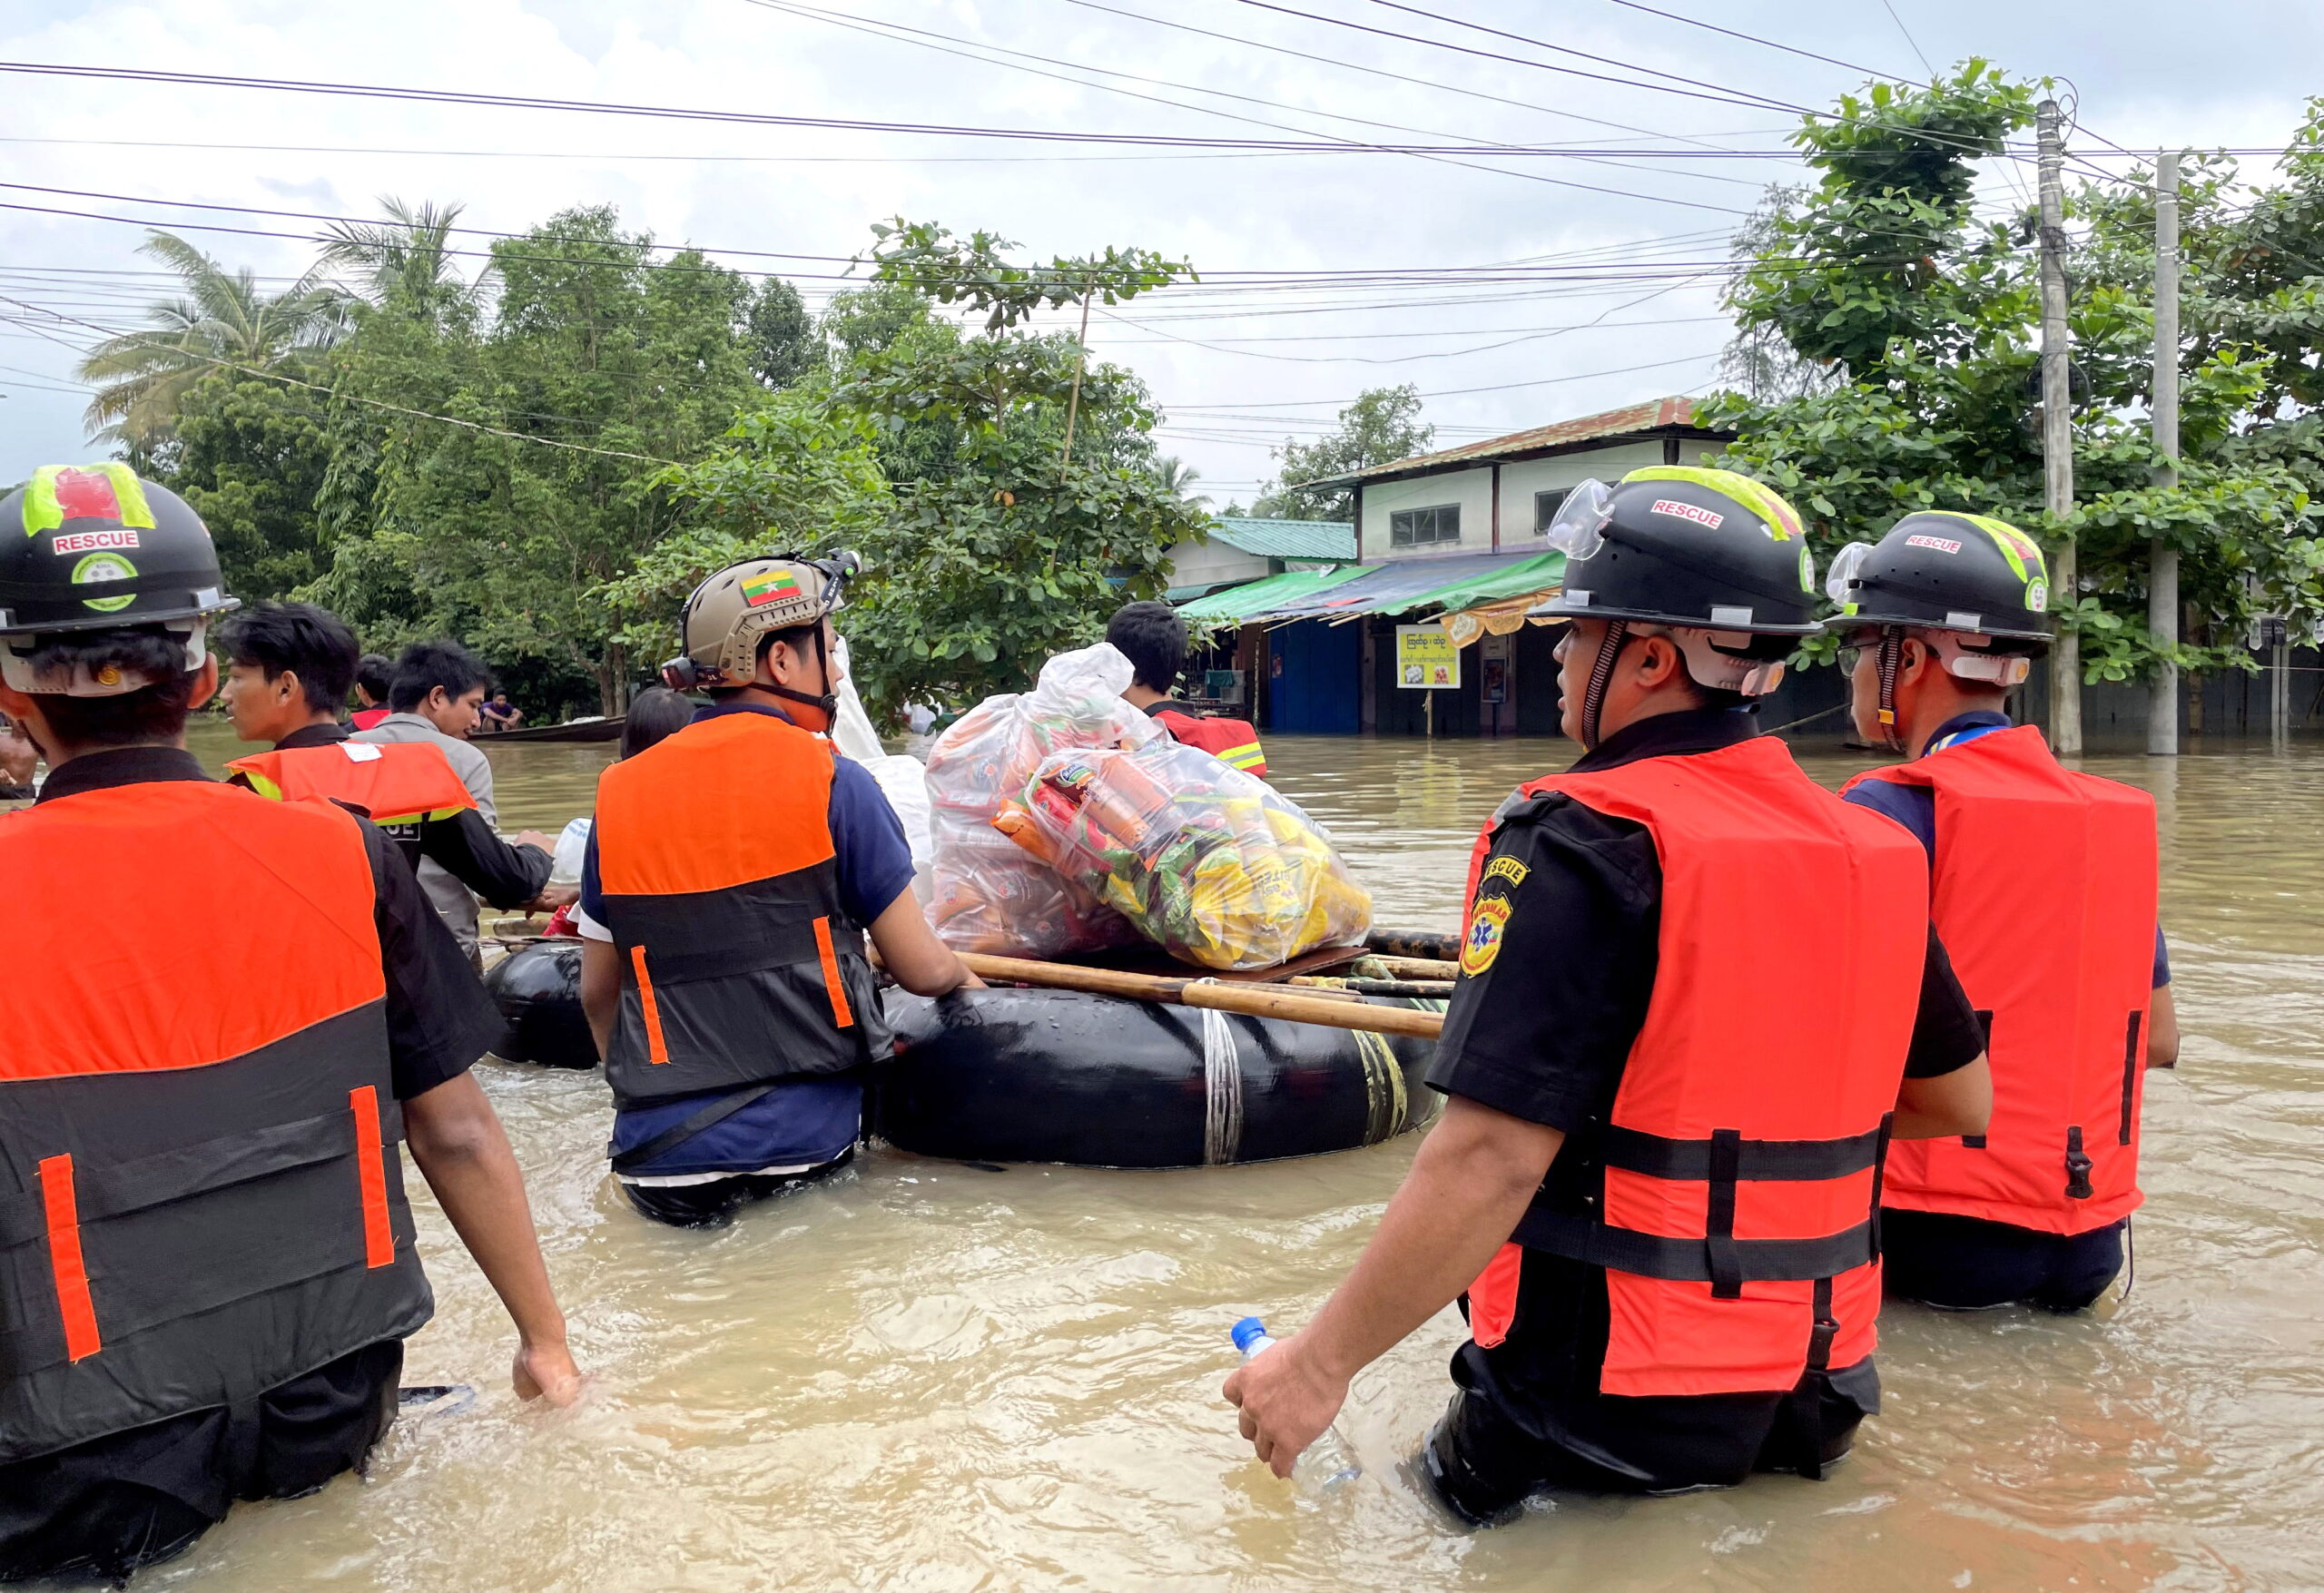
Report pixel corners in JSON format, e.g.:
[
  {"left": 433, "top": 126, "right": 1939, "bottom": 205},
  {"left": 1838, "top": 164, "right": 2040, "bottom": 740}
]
[{"left": 478, "top": 715, "right": 626, "bottom": 744}]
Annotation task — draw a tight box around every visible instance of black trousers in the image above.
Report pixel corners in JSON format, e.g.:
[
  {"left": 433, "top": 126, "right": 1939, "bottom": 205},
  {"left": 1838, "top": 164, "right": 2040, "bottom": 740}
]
[
  {"left": 1881, "top": 1209, "right": 2126, "bottom": 1313},
  {"left": 618, "top": 1149, "right": 854, "bottom": 1227},
  {"left": 1421, "top": 1369, "right": 1870, "bottom": 1528},
  {"left": 0, "top": 1340, "right": 402, "bottom": 1584}
]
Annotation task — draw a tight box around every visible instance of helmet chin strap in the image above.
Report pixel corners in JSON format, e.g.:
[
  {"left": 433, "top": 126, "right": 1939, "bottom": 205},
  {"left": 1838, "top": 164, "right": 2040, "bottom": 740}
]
[
  {"left": 1875, "top": 627, "right": 1907, "bottom": 751},
  {"left": 760, "top": 624, "right": 839, "bottom": 718},
  {"left": 1579, "top": 619, "right": 1630, "bottom": 752}
]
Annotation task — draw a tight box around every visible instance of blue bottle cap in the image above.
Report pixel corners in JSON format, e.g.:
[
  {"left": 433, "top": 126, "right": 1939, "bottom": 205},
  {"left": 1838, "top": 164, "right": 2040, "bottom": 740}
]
[{"left": 1230, "top": 1315, "right": 1268, "bottom": 1354}]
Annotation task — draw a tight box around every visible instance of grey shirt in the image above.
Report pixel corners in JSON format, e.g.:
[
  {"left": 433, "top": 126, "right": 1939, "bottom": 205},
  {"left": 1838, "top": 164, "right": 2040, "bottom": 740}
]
[{"left": 354, "top": 712, "right": 497, "bottom": 955}]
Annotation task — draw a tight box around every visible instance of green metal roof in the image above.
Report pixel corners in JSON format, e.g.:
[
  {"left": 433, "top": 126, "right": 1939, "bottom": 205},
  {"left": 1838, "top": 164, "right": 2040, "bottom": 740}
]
[
  {"left": 1410, "top": 550, "right": 1565, "bottom": 615},
  {"left": 1206, "top": 516, "right": 1357, "bottom": 563},
  {"left": 1176, "top": 564, "right": 1369, "bottom": 624}
]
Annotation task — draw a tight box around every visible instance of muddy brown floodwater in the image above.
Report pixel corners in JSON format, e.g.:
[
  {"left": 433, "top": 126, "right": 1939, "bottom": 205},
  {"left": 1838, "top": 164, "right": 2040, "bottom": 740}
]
[{"left": 78, "top": 726, "right": 2324, "bottom": 1588}]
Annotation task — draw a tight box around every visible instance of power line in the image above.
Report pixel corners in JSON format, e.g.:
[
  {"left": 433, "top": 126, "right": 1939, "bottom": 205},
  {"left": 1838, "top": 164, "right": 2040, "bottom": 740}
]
[
  {"left": 734, "top": 0, "right": 1762, "bottom": 211},
  {"left": 1054, "top": 0, "right": 1787, "bottom": 154},
  {"left": 0, "top": 59, "right": 1788, "bottom": 158},
  {"left": 1590, "top": 0, "right": 1914, "bottom": 83},
  {"left": 0, "top": 295, "right": 681, "bottom": 466}
]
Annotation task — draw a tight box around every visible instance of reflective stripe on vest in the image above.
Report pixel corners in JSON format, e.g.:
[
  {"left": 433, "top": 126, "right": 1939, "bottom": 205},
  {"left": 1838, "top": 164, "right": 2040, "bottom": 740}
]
[
  {"left": 1463, "top": 737, "right": 1926, "bottom": 1398},
  {"left": 0, "top": 782, "right": 431, "bottom": 1464},
  {"left": 226, "top": 740, "right": 478, "bottom": 826},
  {"left": 1845, "top": 723, "right": 2157, "bottom": 1234},
  {"left": 591, "top": 712, "right": 888, "bottom": 1107},
  {"left": 1155, "top": 710, "right": 1267, "bottom": 777}
]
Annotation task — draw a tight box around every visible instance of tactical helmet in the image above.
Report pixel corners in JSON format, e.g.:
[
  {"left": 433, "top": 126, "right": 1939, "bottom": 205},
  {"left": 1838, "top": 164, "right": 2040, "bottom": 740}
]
[
  {"left": 660, "top": 552, "right": 860, "bottom": 693},
  {"left": 1824, "top": 511, "right": 2053, "bottom": 644},
  {"left": 0, "top": 465, "right": 237, "bottom": 695},
  {"left": 1528, "top": 466, "right": 1820, "bottom": 635}
]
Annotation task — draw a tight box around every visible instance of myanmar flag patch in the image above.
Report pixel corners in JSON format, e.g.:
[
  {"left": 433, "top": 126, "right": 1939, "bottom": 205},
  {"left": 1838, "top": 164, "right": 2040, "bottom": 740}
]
[{"left": 740, "top": 568, "right": 804, "bottom": 607}]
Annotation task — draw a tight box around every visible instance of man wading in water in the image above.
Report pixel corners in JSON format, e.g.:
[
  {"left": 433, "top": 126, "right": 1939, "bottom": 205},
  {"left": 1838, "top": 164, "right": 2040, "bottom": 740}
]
[
  {"left": 0, "top": 467, "right": 581, "bottom": 1583},
  {"left": 1225, "top": 467, "right": 1994, "bottom": 1525},
  {"left": 1829, "top": 515, "right": 2177, "bottom": 1312},
  {"left": 575, "top": 554, "right": 980, "bottom": 1226}
]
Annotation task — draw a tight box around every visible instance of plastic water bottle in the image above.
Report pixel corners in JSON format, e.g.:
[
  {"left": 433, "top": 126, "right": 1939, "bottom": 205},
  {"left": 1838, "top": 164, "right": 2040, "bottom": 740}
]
[{"left": 1231, "top": 1317, "right": 1362, "bottom": 1490}]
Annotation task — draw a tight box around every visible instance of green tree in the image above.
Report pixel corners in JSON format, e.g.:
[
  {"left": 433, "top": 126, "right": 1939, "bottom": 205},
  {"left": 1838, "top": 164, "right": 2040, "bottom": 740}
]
[
  {"left": 310, "top": 206, "right": 763, "bottom": 713},
  {"left": 167, "top": 372, "right": 334, "bottom": 600},
  {"left": 1254, "top": 385, "right": 1434, "bottom": 521},
  {"left": 744, "top": 277, "right": 821, "bottom": 389},
  {"left": 1705, "top": 63, "right": 2319, "bottom": 684},
  {"left": 597, "top": 393, "right": 892, "bottom": 667},
  {"left": 822, "top": 220, "right": 1204, "bottom": 720},
  {"left": 319, "top": 196, "right": 478, "bottom": 320},
  {"left": 76, "top": 231, "right": 345, "bottom": 449}
]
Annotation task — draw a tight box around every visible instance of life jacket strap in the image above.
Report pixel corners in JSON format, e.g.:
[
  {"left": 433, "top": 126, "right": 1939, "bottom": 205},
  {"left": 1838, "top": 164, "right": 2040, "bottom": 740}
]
[
  {"left": 1506, "top": 1209, "right": 1876, "bottom": 1284},
  {"left": 1598, "top": 1121, "right": 1888, "bottom": 1181},
  {"left": 607, "top": 1081, "right": 781, "bottom": 1174}
]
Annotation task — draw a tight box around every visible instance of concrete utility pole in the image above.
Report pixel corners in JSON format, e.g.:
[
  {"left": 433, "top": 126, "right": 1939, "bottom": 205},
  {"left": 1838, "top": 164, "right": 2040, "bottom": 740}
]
[
  {"left": 2149, "top": 150, "right": 2181, "bottom": 756},
  {"left": 2038, "top": 99, "right": 2082, "bottom": 754}
]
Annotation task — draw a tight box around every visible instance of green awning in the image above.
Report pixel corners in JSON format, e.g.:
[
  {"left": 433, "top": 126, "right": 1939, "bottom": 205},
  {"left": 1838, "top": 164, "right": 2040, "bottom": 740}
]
[
  {"left": 1408, "top": 551, "right": 1564, "bottom": 615},
  {"left": 1176, "top": 564, "right": 1369, "bottom": 624}
]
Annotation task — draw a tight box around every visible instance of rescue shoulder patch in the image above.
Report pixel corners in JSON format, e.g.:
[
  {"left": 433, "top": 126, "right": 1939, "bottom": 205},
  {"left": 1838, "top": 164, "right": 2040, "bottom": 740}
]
[
  {"left": 1482, "top": 854, "right": 1530, "bottom": 890},
  {"left": 1461, "top": 895, "right": 1512, "bottom": 978}
]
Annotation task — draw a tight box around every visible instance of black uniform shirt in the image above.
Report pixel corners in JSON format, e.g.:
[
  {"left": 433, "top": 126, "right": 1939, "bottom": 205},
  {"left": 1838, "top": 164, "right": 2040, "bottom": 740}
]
[
  {"left": 1421, "top": 706, "right": 1986, "bottom": 1488},
  {"left": 268, "top": 722, "right": 553, "bottom": 913}
]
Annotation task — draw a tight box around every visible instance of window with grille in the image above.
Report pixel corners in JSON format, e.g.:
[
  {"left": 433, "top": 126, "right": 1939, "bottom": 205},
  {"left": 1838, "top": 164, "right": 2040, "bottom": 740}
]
[{"left": 1389, "top": 504, "right": 1461, "bottom": 548}]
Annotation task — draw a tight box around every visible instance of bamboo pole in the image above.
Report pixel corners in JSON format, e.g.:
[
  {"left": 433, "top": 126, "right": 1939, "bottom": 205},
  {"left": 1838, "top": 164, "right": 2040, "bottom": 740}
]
[{"left": 957, "top": 952, "right": 1445, "bottom": 1039}]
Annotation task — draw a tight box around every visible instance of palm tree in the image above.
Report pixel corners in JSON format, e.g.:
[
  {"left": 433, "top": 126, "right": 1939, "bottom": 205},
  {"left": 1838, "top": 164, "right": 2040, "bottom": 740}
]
[
  {"left": 75, "top": 231, "right": 346, "bottom": 447},
  {"left": 319, "top": 196, "right": 478, "bottom": 314},
  {"left": 1156, "top": 455, "right": 1212, "bottom": 509}
]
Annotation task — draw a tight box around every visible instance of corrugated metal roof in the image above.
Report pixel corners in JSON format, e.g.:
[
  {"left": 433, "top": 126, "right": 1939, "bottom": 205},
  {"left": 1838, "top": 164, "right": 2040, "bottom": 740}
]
[
  {"left": 1206, "top": 516, "right": 1358, "bottom": 562},
  {"left": 1305, "top": 396, "right": 1727, "bottom": 487}
]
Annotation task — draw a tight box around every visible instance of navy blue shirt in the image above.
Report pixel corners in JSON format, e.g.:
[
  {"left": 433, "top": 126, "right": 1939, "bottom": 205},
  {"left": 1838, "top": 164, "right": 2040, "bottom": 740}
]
[
  {"left": 579, "top": 701, "right": 918, "bottom": 1176},
  {"left": 1841, "top": 712, "right": 2170, "bottom": 987}
]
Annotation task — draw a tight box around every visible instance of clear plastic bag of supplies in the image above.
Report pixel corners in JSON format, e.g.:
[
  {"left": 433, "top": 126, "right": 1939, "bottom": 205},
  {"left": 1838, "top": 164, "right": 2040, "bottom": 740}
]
[
  {"left": 991, "top": 738, "right": 1372, "bottom": 971},
  {"left": 923, "top": 642, "right": 1159, "bottom": 956}
]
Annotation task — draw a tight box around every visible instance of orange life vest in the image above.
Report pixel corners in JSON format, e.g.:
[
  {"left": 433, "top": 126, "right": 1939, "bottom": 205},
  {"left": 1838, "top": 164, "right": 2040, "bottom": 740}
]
[
  {"left": 591, "top": 710, "right": 888, "bottom": 1108},
  {"left": 1154, "top": 709, "right": 1266, "bottom": 776},
  {"left": 1846, "top": 724, "right": 2156, "bottom": 1234},
  {"left": 1462, "top": 736, "right": 1926, "bottom": 1399},
  {"left": 226, "top": 738, "right": 478, "bottom": 825},
  {"left": 0, "top": 781, "right": 430, "bottom": 1464}
]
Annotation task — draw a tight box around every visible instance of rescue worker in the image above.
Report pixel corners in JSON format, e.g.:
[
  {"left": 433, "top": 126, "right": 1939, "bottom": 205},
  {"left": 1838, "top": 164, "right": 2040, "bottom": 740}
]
[
  {"left": 214, "top": 601, "right": 566, "bottom": 918},
  {"left": 1224, "top": 467, "right": 1994, "bottom": 1525},
  {"left": 355, "top": 639, "right": 517, "bottom": 960},
  {"left": 1828, "top": 513, "right": 2178, "bottom": 1312},
  {"left": 1107, "top": 599, "right": 1267, "bottom": 776},
  {"left": 574, "top": 555, "right": 981, "bottom": 1227},
  {"left": 350, "top": 652, "right": 394, "bottom": 731},
  {"left": 0, "top": 467, "right": 580, "bottom": 1584}
]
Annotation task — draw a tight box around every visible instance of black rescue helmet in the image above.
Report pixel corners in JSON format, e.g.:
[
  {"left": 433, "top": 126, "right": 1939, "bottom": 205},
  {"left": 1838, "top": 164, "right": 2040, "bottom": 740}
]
[
  {"left": 1824, "top": 511, "right": 2053, "bottom": 644},
  {"left": 0, "top": 465, "right": 238, "bottom": 637},
  {"left": 1527, "top": 466, "right": 1820, "bottom": 634}
]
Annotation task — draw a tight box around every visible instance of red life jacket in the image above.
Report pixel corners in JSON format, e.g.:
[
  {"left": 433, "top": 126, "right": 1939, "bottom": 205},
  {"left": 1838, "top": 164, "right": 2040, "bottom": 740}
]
[
  {"left": 0, "top": 782, "right": 430, "bottom": 1464},
  {"left": 226, "top": 739, "right": 478, "bottom": 825},
  {"left": 592, "top": 711, "right": 888, "bottom": 1115},
  {"left": 1462, "top": 736, "right": 1927, "bottom": 1399},
  {"left": 1154, "top": 709, "right": 1266, "bottom": 777},
  {"left": 1845, "top": 724, "right": 2156, "bottom": 1234}
]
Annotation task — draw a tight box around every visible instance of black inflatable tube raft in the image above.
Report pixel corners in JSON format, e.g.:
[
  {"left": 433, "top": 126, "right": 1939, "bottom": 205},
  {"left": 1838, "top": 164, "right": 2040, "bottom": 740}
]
[
  {"left": 880, "top": 988, "right": 1438, "bottom": 1167},
  {"left": 485, "top": 945, "right": 1442, "bottom": 1167}
]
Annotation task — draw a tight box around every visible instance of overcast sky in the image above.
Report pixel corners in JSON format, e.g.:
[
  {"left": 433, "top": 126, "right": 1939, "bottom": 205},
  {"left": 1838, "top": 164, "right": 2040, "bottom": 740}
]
[{"left": 3, "top": 0, "right": 2320, "bottom": 500}]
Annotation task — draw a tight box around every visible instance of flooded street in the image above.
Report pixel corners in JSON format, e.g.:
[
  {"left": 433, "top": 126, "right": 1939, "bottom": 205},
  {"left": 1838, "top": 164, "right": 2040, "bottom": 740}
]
[{"left": 114, "top": 725, "right": 2324, "bottom": 1589}]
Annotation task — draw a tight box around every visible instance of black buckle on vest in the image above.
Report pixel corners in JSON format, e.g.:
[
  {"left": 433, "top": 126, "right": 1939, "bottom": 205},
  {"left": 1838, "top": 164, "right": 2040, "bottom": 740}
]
[
  {"left": 1705, "top": 1129, "right": 1743, "bottom": 1300},
  {"left": 2063, "top": 1126, "right": 2094, "bottom": 1201},
  {"left": 1791, "top": 1275, "right": 1841, "bottom": 1481}
]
